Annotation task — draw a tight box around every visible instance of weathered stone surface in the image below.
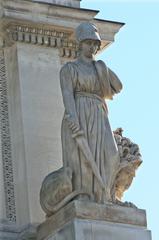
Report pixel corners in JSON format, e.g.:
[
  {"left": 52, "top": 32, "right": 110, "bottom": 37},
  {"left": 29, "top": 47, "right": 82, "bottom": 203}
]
[
  {"left": 1, "top": 0, "right": 124, "bottom": 50},
  {"left": 39, "top": 23, "right": 142, "bottom": 218},
  {"left": 40, "top": 167, "right": 73, "bottom": 216},
  {"left": 0, "top": 0, "right": 123, "bottom": 225},
  {"left": 59, "top": 23, "right": 122, "bottom": 208},
  {"left": 37, "top": 200, "right": 151, "bottom": 240},
  {"left": 15, "top": 43, "right": 63, "bottom": 224},
  {"left": 0, "top": 134, "right": 6, "bottom": 221},
  {"left": 39, "top": 127, "right": 143, "bottom": 217},
  {"left": 0, "top": 221, "right": 37, "bottom": 240},
  {"left": 0, "top": 48, "right": 16, "bottom": 223},
  {"left": 0, "top": 0, "right": 124, "bottom": 227},
  {"left": 0, "top": 221, "right": 19, "bottom": 240},
  {"left": 46, "top": 219, "right": 151, "bottom": 240},
  {"left": 33, "top": 0, "right": 81, "bottom": 8},
  {"left": 112, "top": 128, "right": 142, "bottom": 204}
]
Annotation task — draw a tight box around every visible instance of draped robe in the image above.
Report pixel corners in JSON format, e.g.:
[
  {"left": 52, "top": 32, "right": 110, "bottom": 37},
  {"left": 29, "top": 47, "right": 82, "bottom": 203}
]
[{"left": 60, "top": 59, "right": 122, "bottom": 202}]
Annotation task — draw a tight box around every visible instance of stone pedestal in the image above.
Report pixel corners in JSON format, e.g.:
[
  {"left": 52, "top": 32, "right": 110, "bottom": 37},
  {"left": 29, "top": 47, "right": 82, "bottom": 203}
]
[{"left": 37, "top": 201, "right": 151, "bottom": 240}]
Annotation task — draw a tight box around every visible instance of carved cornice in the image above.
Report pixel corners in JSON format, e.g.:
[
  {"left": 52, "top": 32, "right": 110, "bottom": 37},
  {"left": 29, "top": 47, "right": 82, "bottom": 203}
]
[
  {"left": 0, "top": 0, "right": 124, "bottom": 57},
  {"left": 6, "top": 23, "right": 78, "bottom": 58}
]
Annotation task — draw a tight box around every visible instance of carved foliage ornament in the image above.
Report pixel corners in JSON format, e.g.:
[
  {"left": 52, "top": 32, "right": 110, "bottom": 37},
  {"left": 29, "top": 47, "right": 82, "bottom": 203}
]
[{"left": 112, "top": 128, "right": 142, "bottom": 206}]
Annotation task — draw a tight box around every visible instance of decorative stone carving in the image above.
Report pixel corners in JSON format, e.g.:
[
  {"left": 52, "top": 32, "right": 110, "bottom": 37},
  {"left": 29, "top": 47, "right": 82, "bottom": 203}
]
[
  {"left": 7, "top": 24, "right": 78, "bottom": 58},
  {"left": 0, "top": 49, "right": 16, "bottom": 222},
  {"left": 40, "top": 129, "right": 142, "bottom": 216},
  {"left": 59, "top": 22, "right": 122, "bottom": 204},
  {"left": 0, "top": 30, "right": 12, "bottom": 48},
  {"left": 39, "top": 23, "right": 142, "bottom": 218},
  {"left": 40, "top": 167, "right": 92, "bottom": 217},
  {"left": 112, "top": 128, "right": 142, "bottom": 206},
  {"left": 40, "top": 167, "right": 73, "bottom": 216}
]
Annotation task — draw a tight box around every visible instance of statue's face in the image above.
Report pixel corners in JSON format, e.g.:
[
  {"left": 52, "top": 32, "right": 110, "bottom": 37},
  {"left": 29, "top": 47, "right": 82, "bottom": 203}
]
[{"left": 80, "top": 39, "right": 100, "bottom": 58}]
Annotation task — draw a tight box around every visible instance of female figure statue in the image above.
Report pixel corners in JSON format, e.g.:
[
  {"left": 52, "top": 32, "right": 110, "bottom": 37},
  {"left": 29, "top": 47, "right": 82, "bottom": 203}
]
[{"left": 60, "top": 22, "right": 123, "bottom": 203}]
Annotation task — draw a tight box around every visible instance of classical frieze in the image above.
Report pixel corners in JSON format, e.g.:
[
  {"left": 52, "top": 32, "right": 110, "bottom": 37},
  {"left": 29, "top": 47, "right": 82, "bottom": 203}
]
[
  {"left": 7, "top": 24, "right": 78, "bottom": 58},
  {"left": 0, "top": 49, "right": 16, "bottom": 222}
]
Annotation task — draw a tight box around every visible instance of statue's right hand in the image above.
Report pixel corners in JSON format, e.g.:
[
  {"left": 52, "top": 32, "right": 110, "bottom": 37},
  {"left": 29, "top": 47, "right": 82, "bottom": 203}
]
[
  {"left": 64, "top": 114, "right": 80, "bottom": 134},
  {"left": 68, "top": 121, "right": 80, "bottom": 134}
]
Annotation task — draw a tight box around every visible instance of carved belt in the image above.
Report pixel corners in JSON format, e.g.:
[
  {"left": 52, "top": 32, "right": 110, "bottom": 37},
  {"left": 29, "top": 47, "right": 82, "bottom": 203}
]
[{"left": 75, "top": 91, "right": 108, "bottom": 112}]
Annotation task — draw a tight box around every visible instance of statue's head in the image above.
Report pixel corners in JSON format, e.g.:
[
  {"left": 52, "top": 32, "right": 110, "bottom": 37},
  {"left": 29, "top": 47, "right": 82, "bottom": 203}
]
[
  {"left": 75, "top": 22, "right": 101, "bottom": 58},
  {"left": 76, "top": 22, "right": 101, "bottom": 43}
]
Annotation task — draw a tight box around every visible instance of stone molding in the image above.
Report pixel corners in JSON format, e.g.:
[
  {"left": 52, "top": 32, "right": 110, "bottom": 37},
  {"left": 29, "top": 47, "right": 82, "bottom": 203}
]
[
  {"left": 4, "top": 22, "right": 112, "bottom": 59},
  {"left": 2, "top": 0, "right": 98, "bottom": 22},
  {"left": 0, "top": 221, "right": 37, "bottom": 240},
  {"left": 1, "top": 0, "right": 124, "bottom": 51},
  {"left": 6, "top": 23, "right": 78, "bottom": 59},
  {"left": 37, "top": 200, "right": 147, "bottom": 240},
  {"left": 0, "top": 49, "right": 16, "bottom": 222},
  {"left": 33, "top": 0, "right": 81, "bottom": 8}
]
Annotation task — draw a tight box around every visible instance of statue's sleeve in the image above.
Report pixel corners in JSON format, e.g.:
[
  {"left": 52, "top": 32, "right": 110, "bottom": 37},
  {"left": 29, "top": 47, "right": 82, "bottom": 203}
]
[
  {"left": 60, "top": 63, "right": 79, "bottom": 126},
  {"left": 95, "top": 60, "right": 123, "bottom": 99},
  {"left": 108, "top": 67, "right": 123, "bottom": 95}
]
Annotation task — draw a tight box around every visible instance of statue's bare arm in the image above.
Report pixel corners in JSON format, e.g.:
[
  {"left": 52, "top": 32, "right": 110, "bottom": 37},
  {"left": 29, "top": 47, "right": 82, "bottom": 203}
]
[{"left": 60, "top": 64, "right": 80, "bottom": 133}]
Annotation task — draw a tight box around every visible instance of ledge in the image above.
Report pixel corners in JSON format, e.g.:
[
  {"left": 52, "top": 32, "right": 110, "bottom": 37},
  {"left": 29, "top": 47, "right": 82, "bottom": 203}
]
[
  {"left": 0, "top": 0, "right": 124, "bottom": 55},
  {"left": 38, "top": 200, "right": 147, "bottom": 240},
  {"left": 0, "top": 0, "right": 124, "bottom": 51},
  {"left": 2, "top": 0, "right": 99, "bottom": 22}
]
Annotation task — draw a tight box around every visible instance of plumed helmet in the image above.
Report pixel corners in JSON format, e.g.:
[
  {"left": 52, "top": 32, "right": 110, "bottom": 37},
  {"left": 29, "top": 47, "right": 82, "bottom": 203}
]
[{"left": 75, "top": 22, "right": 101, "bottom": 43}]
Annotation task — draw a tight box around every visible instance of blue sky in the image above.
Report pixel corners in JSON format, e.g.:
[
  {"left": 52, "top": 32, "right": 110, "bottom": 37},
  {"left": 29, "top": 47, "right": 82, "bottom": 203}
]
[{"left": 81, "top": 1, "right": 159, "bottom": 239}]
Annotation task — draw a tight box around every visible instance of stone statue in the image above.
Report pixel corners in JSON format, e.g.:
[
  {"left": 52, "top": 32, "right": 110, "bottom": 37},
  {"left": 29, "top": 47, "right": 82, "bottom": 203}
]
[
  {"left": 40, "top": 22, "right": 142, "bottom": 217},
  {"left": 60, "top": 22, "right": 122, "bottom": 203}
]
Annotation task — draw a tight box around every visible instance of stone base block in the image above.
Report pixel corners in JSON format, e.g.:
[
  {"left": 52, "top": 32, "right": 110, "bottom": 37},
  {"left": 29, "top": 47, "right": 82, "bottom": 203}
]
[
  {"left": 0, "top": 221, "right": 18, "bottom": 240},
  {"left": 37, "top": 200, "right": 152, "bottom": 240},
  {"left": 0, "top": 230, "right": 18, "bottom": 240},
  {"left": 44, "top": 219, "right": 151, "bottom": 240},
  {"left": 0, "top": 221, "right": 37, "bottom": 240}
]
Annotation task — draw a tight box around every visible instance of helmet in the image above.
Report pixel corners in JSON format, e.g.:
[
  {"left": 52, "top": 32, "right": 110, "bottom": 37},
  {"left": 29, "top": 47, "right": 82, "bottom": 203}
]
[{"left": 75, "top": 22, "right": 101, "bottom": 43}]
